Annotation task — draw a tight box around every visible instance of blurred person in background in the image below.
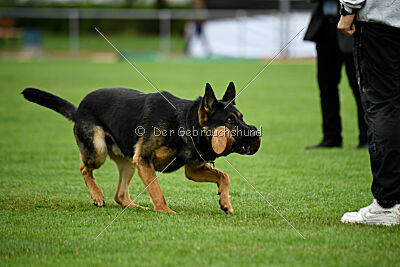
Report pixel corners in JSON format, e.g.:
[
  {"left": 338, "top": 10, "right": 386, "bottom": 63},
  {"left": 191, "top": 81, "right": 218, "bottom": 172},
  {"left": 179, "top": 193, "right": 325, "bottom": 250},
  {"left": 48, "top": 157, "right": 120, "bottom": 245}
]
[
  {"left": 304, "top": 0, "right": 367, "bottom": 149},
  {"left": 338, "top": 0, "right": 400, "bottom": 225},
  {"left": 185, "top": 0, "right": 211, "bottom": 56}
]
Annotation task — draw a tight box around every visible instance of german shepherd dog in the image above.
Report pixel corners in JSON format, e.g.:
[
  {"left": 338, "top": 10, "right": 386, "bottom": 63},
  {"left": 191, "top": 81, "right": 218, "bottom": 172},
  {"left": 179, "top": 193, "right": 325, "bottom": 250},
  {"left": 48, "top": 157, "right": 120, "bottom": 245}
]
[{"left": 22, "top": 82, "right": 260, "bottom": 213}]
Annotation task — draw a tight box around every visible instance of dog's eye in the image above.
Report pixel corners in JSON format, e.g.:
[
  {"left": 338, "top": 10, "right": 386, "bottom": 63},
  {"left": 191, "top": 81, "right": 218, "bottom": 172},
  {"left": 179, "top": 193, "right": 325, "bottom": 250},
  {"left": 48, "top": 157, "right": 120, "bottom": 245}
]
[{"left": 226, "top": 117, "right": 235, "bottom": 125}]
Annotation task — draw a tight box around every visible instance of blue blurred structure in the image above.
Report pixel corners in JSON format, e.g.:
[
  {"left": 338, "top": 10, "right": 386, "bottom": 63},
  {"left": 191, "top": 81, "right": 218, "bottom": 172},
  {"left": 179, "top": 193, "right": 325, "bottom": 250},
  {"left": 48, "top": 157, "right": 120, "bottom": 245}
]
[{"left": 23, "top": 27, "right": 43, "bottom": 51}]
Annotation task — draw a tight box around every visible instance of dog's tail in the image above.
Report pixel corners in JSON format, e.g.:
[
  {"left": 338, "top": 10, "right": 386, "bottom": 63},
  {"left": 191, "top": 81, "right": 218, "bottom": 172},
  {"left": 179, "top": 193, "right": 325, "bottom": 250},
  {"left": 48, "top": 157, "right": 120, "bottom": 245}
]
[{"left": 22, "top": 88, "right": 77, "bottom": 121}]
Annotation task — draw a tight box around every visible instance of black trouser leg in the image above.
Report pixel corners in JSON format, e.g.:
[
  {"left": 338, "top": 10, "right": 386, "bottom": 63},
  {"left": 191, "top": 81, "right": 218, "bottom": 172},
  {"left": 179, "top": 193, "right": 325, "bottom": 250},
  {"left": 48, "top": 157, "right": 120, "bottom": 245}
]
[
  {"left": 355, "top": 22, "right": 400, "bottom": 207},
  {"left": 343, "top": 53, "right": 368, "bottom": 143},
  {"left": 316, "top": 38, "right": 343, "bottom": 143}
]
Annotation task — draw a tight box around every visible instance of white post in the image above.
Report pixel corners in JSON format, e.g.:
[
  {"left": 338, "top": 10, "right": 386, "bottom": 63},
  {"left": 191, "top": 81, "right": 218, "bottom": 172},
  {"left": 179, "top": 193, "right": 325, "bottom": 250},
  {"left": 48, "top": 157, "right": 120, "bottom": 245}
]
[
  {"left": 69, "top": 8, "right": 79, "bottom": 55},
  {"left": 159, "top": 9, "right": 171, "bottom": 55},
  {"left": 279, "top": 0, "right": 290, "bottom": 58}
]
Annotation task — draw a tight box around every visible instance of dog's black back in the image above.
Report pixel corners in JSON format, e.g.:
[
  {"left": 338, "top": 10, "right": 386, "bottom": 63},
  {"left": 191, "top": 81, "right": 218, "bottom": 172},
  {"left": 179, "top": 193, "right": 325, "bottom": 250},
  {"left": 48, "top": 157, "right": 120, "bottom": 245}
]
[{"left": 74, "top": 88, "right": 201, "bottom": 172}]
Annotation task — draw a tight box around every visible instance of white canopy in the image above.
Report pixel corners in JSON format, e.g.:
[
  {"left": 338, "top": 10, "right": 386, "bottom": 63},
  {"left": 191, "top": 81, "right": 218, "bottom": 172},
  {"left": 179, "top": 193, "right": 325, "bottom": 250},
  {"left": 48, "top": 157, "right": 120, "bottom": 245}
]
[{"left": 187, "top": 12, "right": 316, "bottom": 59}]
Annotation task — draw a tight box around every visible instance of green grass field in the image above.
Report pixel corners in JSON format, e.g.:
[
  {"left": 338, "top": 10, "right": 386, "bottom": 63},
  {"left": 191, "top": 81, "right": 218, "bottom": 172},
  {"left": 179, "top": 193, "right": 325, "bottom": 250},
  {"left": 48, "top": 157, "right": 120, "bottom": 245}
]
[
  {"left": 0, "top": 59, "right": 399, "bottom": 266},
  {"left": 2, "top": 33, "right": 185, "bottom": 52}
]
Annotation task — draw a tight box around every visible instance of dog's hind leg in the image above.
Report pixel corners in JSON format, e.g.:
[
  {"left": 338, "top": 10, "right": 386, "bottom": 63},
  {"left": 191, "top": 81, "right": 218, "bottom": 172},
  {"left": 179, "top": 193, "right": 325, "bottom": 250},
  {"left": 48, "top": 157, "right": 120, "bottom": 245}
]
[
  {"left": 184, "top": 163, "right": 233, "bottom": 213},
  {"left": 80, "top": 165, "right": 105, "bottom": 207},
  {"left": 75, "top": 125, "right": 107, "bottom": 207},
  {"left": 108, "top": 152, "right": 149, "bottom": 210}
]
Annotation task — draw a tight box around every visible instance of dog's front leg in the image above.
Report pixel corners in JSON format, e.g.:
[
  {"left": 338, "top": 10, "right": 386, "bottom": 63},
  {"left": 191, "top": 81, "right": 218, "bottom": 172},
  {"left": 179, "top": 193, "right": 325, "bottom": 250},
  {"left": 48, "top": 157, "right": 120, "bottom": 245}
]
[
  {"left": 185, "top": 163, "right": 233, "bottom": 213},
  {"left": 136, "top": 157, "right": 174, "bottom": 213}
]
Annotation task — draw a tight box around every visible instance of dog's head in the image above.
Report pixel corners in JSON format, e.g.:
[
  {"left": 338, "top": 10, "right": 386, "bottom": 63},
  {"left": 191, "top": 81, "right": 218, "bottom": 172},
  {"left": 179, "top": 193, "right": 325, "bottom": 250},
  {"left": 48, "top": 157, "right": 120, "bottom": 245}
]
[{"left": 198, "top": 82, "right": 261, "bottom": 155}]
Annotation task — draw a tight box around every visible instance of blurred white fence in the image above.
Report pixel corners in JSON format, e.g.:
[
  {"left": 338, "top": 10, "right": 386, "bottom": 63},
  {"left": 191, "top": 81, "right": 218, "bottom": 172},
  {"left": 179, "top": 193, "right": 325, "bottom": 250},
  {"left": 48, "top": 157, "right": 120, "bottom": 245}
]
[
  {"left": 187, "top": 12, "right": 314, "bottom": 58},
  {"left": 0, "top": 7, "right": 315, "bottom": 58}
]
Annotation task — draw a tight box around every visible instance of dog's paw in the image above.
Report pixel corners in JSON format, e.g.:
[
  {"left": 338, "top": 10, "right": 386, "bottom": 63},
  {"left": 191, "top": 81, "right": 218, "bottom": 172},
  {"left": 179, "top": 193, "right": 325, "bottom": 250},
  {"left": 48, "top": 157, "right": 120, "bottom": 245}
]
[
  {"left": 154, "top": 207, "right": 176, "bottom": 214},
  {"left": 91, "top": 191, "right": 105, "bottom": 207},
  {"left": 115, "top": 197, "right": 149, "bottom": 210},
  {"left": 166, "top": 209, "right": 176, "bottom": 214},
  {"left": 93, "top": 199, "right": 105, "bottom": 207},
  {"left": 124, "top": 202, "right": 149, "bottom": 210},
  {"left": 219, "top": 199, "right": 234, "bottom": 214}
]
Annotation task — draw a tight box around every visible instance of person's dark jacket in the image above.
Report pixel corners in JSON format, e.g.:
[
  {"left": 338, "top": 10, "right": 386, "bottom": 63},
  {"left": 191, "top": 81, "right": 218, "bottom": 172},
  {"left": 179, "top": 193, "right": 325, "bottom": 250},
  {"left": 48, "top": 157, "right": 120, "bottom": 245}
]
[
  {"left": 304, "top": 0, "right": 325, "bottom": 42},
  {"left": 304, "top": 0, "right": 353, "bottom": 53}
]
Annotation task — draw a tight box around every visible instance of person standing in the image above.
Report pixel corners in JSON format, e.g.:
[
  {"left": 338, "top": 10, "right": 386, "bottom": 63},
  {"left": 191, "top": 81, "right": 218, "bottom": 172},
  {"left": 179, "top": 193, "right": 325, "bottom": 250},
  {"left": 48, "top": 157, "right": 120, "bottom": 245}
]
[
  {"left": 304, "top": 0, "right": 368, "bottom": 149},
  {"left": 338, "top": 0, "right": 400, "bottom": 225},
  {"left": 184, "top": 0, "right": 211, "bottom": 56}
]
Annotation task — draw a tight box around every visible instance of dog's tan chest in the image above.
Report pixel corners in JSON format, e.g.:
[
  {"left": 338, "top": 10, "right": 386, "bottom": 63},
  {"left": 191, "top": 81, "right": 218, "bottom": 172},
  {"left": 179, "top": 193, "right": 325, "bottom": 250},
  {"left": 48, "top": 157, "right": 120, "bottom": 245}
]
[{"left": 153, "top": 146, "right": 177, "bottom": 171}]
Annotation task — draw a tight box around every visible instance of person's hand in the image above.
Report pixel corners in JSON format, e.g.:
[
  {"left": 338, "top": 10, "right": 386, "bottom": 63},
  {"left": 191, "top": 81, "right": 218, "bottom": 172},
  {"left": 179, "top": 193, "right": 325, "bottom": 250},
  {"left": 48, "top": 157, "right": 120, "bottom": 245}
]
[{"left": 337, "top": 14, "right": 356, "bottom": 36}]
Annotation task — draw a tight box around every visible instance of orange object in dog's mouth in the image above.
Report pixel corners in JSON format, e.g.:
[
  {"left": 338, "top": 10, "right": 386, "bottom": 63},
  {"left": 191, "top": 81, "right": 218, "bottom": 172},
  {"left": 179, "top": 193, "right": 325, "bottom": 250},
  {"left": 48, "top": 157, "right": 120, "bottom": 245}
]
[
  {"left": 212, "top": 126, "right": 261, "bottom": 155},
  {"left": 211, "top": 126, "right": 233, "bottom": 155}
]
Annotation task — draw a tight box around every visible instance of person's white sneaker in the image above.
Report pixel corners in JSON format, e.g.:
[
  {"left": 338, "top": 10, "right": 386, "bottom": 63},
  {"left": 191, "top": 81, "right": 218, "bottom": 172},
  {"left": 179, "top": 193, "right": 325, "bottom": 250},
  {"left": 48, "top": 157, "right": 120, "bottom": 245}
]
[{"left": 341, "top": 199, "right": 400, "bottom": 226}]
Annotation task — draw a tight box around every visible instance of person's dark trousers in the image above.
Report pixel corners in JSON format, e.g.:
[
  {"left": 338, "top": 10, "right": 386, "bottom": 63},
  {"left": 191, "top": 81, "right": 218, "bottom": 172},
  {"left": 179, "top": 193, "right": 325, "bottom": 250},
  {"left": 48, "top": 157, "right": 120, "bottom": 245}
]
[
  {"left": 354, "top": 22, "right": 400, "bottom": 207},
  {"left": 316, "top": 17, "right": 368, "bottom": 144}
]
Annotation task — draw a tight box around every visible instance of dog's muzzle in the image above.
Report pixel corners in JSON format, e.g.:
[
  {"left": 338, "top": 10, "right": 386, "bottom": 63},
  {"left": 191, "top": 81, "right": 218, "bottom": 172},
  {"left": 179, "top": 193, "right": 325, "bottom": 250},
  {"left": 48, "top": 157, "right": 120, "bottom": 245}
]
[
  {"left": 211, "top": 126, "right": 261, "bottom": 156},
  {"left": 240, "top": 137, "right": 261, "bottom": 155},
  {"left": 232, "top": 137, "right": 260, "bottom": 155}
]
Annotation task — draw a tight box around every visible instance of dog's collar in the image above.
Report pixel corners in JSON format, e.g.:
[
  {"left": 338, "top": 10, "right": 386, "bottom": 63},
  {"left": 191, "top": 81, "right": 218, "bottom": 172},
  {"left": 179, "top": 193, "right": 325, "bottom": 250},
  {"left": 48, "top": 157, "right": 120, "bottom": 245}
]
[
  {"left": 185, "top": 103, "right": 215, "bottom": 168},
  {"left": 189, "top": 135, "right": 215, "bottom": 168}
]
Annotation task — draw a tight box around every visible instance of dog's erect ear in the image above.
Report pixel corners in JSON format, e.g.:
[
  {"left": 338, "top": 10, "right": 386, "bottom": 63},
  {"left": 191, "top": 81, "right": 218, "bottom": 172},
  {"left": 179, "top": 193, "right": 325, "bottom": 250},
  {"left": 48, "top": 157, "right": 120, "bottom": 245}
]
[
  {"left": 198, "top": 83, "right": 217, "bottom": 124},
  {"left": 222, "top": 81, "right": 236, "bottom": 105},
  {"left": 202, "top": 83, "right": 217, "bottom": 113}
]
